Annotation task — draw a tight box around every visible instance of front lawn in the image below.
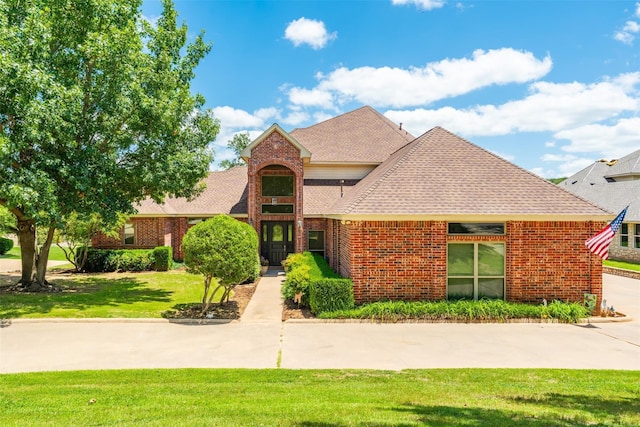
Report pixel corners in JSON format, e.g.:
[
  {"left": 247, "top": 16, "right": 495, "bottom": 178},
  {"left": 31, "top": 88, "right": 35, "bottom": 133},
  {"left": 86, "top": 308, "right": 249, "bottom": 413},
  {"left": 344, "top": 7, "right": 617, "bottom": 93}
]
[
  {"left": 604, "top": 259, "right": 640, "bottom": 272},
  {"left": 0, "top": 245, "right": 69, "bottom": 261},
  {"left": 0, "top": 369, "right": 638, "bottom": 426},
  {"left": 0, "top": 271, "right": 214, "bottom": 318}
]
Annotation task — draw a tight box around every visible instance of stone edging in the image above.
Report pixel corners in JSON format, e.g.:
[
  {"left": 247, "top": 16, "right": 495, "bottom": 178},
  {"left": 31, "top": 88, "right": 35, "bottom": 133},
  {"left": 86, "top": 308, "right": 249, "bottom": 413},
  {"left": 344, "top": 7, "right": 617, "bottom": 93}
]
[
  {"left": 284, "top": 316, "right": 632, "bottom": 324},
  {"left": 603, "top": 266, "right": 640, "bottom": 280}
]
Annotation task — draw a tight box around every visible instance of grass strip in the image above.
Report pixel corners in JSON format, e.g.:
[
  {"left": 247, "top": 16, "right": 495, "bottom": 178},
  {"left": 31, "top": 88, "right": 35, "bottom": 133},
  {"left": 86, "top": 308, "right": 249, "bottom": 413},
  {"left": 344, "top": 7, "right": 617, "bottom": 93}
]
[
  {"left": 0, "top": 369, "right": 638, "bottom": 426},
  {"left": 604, "top": 259, "right": 640, "bottom": 272}
]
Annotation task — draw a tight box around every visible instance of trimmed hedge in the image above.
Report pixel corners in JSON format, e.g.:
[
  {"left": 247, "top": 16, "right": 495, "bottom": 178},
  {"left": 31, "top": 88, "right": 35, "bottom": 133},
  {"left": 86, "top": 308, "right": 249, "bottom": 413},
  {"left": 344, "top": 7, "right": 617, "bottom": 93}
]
[
  {"left": 152, "top": 246, "right": 173, "bottom": 271},
  {"left": 309, "top": 278, "right": 354, "bottom": 314},
  {"left": 282, "top": 252, "right": 342, "bottom": 308},
  {"left": 0, "top": 237, "right": 14, "bottom": 255},
  {"left": 79, "top": 247, "right": 168, "bottom": 272}
]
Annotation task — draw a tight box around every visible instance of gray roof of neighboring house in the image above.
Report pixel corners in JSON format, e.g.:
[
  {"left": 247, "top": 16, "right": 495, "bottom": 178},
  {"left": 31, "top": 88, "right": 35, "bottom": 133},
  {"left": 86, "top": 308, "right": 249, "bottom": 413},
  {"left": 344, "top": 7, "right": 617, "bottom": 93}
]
[
  {"left": 604, "top": 149, "right": 640, "bottom": 179},
  {"left": 560, "top": 149, "right": 640, "bottom": 222},
  {"left": 329, "top": 127, "right": 609, "bottom": 217},
  {"left": 289, "top": 106, "right": 414, "bottom": 164}
]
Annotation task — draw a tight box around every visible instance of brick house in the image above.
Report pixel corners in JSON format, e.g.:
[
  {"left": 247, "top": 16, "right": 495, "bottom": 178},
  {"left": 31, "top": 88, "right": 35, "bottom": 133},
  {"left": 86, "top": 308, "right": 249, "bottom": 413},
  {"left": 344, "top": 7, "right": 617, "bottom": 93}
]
[
  {"left": 559, "top": 149, "right": 640, "bottom": 263},
  {"left": 94, "top": 106, "right": 611, "bottom": 305}
]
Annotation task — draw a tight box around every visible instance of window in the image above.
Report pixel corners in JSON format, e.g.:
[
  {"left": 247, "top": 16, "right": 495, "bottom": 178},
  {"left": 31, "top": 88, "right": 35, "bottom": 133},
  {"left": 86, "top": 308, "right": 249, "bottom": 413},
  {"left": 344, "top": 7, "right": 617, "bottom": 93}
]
[
  {"left": 447, "top": 243, "right": 505, "bottom": 300},
  {"left": 635, "top": 224, "right": 640, "bottom": 249},
  {"left": 620, "top": 224, "right": 629, "bottom": 247},
  {"left": 261, "top": 204, "right": 294, "bottom": 214},
  {"left": 188, "top": 218, "right": 206, "bottom": 225},
  {"left": 448, "top": 223, "right": 505, "bottom": 235},
  {"left": 308, "top": 230, "right": 325, "bottom": 258},
  {"left": 261, "top": 175, "right": 294, "bottom": 197},
  {"left": 123, "top": 223, "right": 134, "bottom": 245}
]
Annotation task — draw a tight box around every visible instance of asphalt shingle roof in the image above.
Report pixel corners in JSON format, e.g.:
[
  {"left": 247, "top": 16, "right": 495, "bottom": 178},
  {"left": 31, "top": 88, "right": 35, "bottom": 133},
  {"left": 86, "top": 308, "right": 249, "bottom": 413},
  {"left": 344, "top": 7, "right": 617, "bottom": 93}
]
[
  {"left": 329, "top": 127, "right": 610, "bottom": 217},
  {"left": 135, "top": 166, "right": 248, "bottom": 216},
  {"left": 290, "top": 106, "right": 414, "bottom": 164},
  {"left": 560, "top": 149, "right": 640, "bottom": 222}
]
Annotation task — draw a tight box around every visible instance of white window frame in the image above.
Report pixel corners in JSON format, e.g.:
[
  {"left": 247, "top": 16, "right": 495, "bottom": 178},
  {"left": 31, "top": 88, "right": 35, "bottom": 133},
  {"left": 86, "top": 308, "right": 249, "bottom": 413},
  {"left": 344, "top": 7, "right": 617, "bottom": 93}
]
[{"left": 620, "top": 223, "right": 629, "bottom": 247}]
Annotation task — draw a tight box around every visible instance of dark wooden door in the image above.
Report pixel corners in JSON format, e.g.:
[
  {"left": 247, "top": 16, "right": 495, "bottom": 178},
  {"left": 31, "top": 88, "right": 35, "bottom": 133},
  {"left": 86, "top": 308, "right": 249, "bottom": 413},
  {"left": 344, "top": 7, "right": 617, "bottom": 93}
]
[{"left": 262, "top": 221, "right": 294, "bottom": 266}]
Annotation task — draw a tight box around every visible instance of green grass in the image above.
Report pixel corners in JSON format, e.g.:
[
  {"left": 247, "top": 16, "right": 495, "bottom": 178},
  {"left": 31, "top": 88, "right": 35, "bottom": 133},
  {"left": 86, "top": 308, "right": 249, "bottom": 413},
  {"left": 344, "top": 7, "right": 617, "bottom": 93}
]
[
  {"left": 0, "top": 245, "right": 69, "bottom": 261},
  {"left": 0, "top": 369, "right": 638, "bottom": 426},
  {"left": 604, "top": 259, "right": 640, "bottom": 272},
  {"left": 0, "top": 271, "right": 215, "bottom": 318}
]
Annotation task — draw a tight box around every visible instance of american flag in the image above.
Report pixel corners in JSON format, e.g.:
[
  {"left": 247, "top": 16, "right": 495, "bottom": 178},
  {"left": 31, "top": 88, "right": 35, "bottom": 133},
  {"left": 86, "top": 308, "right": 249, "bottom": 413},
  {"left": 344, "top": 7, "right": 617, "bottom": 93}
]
[{"left": 585, "top": 206, "right": 629, "bottom": 260}]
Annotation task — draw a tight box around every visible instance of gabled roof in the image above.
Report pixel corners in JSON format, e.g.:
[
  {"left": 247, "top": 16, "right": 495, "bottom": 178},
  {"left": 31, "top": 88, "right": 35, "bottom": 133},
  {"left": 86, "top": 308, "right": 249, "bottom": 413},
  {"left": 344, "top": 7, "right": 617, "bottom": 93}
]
[
  {"left": 329, "top": 127, "right": 610, "bottom": 219},
  {"left": 290, "top": 106, "right": 414, "bottom": 164},
  {"left": 240, "top": 123, "right": 311, "bottom": 161},
  {"left": 605, "top": 149, "right": 640, "bottom": 179},
  {"left": 135, "top": 166, "right": 248, "bottom": 216},
  {"left": 560, "top": 149, "right": 640, "bottom": 222}
]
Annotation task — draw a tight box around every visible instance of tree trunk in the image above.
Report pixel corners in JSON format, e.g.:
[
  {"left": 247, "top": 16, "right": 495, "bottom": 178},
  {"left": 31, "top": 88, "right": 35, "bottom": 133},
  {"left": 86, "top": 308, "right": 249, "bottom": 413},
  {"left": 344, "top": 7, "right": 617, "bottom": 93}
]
[
  {"left": 17, "top": 219, "right": 37, "bottom": 285},
  {"left": 16, "top": 220, "right": 57, "bottom": 291},
  {"left": 35, "top": 225, "right": 56, "bottom": 286}
]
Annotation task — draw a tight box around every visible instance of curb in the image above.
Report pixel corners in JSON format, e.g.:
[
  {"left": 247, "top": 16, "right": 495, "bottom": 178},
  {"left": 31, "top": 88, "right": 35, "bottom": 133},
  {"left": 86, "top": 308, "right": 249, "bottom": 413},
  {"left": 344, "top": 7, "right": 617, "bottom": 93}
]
[
  {"left": 284, "top": 316, "right": 633, "bottom": 324},
  {"left": 1, "top": 317, "right": 237, "bottom": 325}
]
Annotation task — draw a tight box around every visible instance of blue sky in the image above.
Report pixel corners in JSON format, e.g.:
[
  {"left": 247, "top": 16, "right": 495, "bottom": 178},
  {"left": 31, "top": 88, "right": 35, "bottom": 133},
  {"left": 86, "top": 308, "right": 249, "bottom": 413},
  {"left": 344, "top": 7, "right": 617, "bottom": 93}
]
[{"left": 142, "top": 0, "right": 640, "bottom": 178}]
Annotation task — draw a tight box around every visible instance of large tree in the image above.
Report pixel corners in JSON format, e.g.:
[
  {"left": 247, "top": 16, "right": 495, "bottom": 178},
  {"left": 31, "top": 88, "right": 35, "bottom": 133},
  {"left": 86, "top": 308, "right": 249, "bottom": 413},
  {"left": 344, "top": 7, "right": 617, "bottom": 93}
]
[
  {"left": 219, "top": 132, "right": 250, "bottom": 170},
  {"left": 0, "top": 0, "right": 219, "bottom": 290}
]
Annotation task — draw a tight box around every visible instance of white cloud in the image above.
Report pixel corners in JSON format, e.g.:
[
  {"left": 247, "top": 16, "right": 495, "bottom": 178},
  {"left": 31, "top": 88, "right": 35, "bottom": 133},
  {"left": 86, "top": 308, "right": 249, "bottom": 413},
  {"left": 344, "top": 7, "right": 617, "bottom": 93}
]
[
  {"left": 538, "top": 153, "right": 596, "bottom": 178},
  {"left": 284, "top": 17, "right": 336, "bottom": 50},
  {"left": 384, "top": 72, "right": 640, "bottom": 137},
  {"left": 614, "top": 4, "right": 640, "bottom": 45},
  {"left": 544, "top": 141, "right": 556, "bottom": 147},
  {"left": 281, "top": 110, "right": 311, "bottom": 127},
  {"left": 288, "top": 87, "right": 335, "bottom": 109},
  {"left": 211, "top": 106, "right": 267, "bottom": 129},
  {"left": 391, "top": 0, "right": 445, "bottom": 11},
  {"left": 491, "top": 151, "right": 515, "bottom": 162},
  {"left": 299, "top": 48, "right": 551, "bottom": 108},
  {"left": 555, "top": 117, "right": 640, "bottom": 158}
]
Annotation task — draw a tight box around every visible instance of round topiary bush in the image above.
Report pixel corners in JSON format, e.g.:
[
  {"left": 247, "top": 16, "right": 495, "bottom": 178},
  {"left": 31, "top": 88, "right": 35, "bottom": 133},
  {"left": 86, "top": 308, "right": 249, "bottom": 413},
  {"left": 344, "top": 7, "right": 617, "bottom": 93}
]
[{"left": 182, "top": 215, "right": 259, "bottom": 313}]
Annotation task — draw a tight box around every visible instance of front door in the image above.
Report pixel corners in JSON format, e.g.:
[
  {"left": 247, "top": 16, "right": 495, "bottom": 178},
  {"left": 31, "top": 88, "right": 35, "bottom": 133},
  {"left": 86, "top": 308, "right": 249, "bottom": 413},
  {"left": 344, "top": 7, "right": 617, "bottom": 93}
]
[{"left": 262, "top": 221, "right": 294, "bottom": 266}]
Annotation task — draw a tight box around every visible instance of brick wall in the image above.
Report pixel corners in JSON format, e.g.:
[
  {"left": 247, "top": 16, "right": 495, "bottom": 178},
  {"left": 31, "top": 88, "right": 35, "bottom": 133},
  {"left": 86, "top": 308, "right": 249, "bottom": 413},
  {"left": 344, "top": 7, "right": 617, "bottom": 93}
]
[
  {"left": 246, "top": 130, "right": 304, "bottom": 253},
  {"left": 333, "top": 219, "right": 603, "bottom": 307}
]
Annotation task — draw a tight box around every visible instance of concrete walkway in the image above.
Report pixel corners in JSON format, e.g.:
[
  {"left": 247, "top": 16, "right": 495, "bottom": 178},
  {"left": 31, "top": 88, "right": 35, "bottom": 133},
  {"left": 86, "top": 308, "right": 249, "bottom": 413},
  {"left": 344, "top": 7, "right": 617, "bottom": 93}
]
[{"left": 1, "top": 269, "right": 638, "bottom": 373}]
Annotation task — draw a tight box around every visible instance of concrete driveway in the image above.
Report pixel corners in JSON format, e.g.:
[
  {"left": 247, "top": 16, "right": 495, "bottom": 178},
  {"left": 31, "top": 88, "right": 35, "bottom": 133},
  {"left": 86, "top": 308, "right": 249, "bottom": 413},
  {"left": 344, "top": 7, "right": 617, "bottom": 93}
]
[{"left": 1, "top": 270, "right": 638, "bottom": 373}]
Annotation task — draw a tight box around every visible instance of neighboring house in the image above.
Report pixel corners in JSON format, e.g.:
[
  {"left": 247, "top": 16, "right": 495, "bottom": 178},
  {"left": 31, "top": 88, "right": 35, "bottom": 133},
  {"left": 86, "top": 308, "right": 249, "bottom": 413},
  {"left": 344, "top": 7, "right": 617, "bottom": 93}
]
[
  {"left": 559, "top": 149, "right": 640, "bottom": 263},
  {"left": 94, "top": 106, "right": 611, "bottom": 305}
]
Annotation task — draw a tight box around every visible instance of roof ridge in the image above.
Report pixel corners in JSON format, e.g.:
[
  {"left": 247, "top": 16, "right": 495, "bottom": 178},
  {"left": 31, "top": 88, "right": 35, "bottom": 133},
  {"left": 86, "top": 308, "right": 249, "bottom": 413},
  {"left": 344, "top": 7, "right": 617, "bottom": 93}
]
[
  {"left": 340, "top": 130, "right": 428, "bottom": 214},
  {"left": 367, "top": 107, "right": 415, "bottom": 142}
]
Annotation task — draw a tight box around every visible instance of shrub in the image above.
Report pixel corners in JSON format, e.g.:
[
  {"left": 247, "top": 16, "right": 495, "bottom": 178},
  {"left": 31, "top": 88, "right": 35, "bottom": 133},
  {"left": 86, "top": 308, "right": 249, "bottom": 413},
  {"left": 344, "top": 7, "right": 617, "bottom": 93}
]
[
  {"left": 282, "top": 264, "right": 311, "bottom": 306},
  {"left": 152, "top": 246, "right": 173, "bottom": 271},
  {"left": 0, "top": 237, "right": 14, "bottom": 255},
  {"left": 319, "top": 299, "right": 589, "bottom": 323},
  {"left": 309, "top": 278, "right": 354, "bottom": 314},
  {"left": 81, "top": 248, "right": 154, "bottom": 272},
  {"left": 182, "top": 215, "right": 260, "bottom": 314},
  {"left": 281, "top": 252, "right": 342, "bottom": 308}
]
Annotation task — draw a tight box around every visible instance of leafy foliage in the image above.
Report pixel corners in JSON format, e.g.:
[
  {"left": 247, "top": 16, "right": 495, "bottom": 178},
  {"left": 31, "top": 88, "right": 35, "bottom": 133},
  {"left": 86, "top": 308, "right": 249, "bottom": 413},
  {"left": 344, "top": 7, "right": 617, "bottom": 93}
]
[
  {"left": 80, "top": 248, "right": 158, "bottom": 272},
  {"left": 0, "top": 237, "right": 14, "bottom": 255},
  {"left": 182, "top": 215, "right": 259, "bottom": 313},
  {"left": 281, "top": 252, "right": 341, "bottom": 308},
  {"left": 219, "top": 132, "right": 251, "bottom": 170},
  {"left": 309, "top": 278, "right": 354, "bottom": 314},
  {"left": 320, "top": 299, "right": 590, "bottom": 323},
  {"left": 56, "top": 213, "right": 127, "bottom": 272},
  {"left": 0, "top": 206, "right": 15, "bottom": 234},
  {"left": 152, "top": 246, "right": 173, "bottom": 272},
  {"left": 0, "top": 0, "right": 218, "bottom": 287}
]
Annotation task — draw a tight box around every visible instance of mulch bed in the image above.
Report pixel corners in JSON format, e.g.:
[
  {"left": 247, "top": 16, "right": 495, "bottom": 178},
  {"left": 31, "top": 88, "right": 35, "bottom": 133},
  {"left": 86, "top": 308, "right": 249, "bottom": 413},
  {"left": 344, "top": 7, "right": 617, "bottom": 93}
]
[{"left": 162, "top": 281, "right": 258, "bottom": 320}]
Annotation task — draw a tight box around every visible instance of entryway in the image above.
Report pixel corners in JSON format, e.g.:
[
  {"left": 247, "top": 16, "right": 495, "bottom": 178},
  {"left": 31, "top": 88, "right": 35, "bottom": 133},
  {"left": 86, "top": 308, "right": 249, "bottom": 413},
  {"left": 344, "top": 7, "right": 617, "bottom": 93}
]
[{"left": 261, "top": 221, "right": 294, "bottom": 266}]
